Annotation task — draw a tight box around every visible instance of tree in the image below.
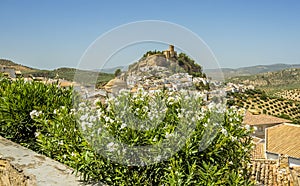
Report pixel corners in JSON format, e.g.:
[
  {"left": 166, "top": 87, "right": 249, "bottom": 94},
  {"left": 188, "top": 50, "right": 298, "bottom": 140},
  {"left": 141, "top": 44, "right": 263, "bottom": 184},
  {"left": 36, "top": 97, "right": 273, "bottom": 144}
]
[{"left": 114, "top": 68, "right": 121, "bottom": 77}]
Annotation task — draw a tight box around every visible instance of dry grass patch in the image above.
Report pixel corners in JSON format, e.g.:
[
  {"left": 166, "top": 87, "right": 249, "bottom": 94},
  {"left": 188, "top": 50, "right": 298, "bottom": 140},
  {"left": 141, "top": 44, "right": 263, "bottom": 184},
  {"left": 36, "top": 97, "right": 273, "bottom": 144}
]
[{"left": 0, "top": 159, "right": 36, "bottom": 186}]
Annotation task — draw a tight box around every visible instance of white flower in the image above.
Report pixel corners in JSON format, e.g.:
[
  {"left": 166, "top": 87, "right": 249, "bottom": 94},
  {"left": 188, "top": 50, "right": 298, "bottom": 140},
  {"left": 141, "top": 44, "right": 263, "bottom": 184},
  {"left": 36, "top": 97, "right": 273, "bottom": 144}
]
[
  {"left": 154, "top": 155, "right": 162, "bottom": 162},
  {"left": 104, "top": 116, "right": 110, "bottom": 122},
  {"left": 71, "top": 152, "right": 76, "bottom": 157},
  {"left": 165, "top": 132, "right": 174, "bottom": 139},
  {"left": 80, "top": 113, "right": 88, "bottom": 121},
  {"left": 221, "top": 127, "right": 228, "bottom": 136},
  {"left": 70, "top": 109, "right": 76, "bottom": 114},
  {"left": 178, "top": 113, "right": 183, "bottom": 119},
  {"left": 120, "top": 123, "right": 127, "bottom": 129},
  {"left": 89, "top": 115, "right": 97, "bottom": 122},
  {"left": 167, "top": 97, "right": 175, "bottom": 104},
  {"left": 106, "top": 104, "right": 112, "bottom": 112},
  {"left": 63, "top": 154, "right": 67, "bottom": 159},
  {"left": 58, "top": 140, "right": 64, "bottom": 145},
  {"left": 30, "top": 110, "right": 42, "bottom": 119},
  {"left": 81, "top": 121, "right": 92, "bottom": 131},
  {"left": 107, "top": 142, "right": 117, "bottom": 152},
  {"left": 79, "top": 102, "right": 86, "bottom": 107},
  {"left": 143, "top": 106, "right": 149, "bottom": 112},
  {"left": 230, "top": 136, "right": 237, "bottom": 142},
  {"left": 115, "top": 101, "right": 120, "bottom": 106},
  {"left": 34, "top": 131, "right": 40, "bottom": 137},
  {"left": 81, "top": 122, "right": 86, "bottom": 131},
  {"left": 96, "top": 109, "right": 103, "bottom": 117},
  {"left": 97, "top": 128, "right": 102, "bottom": 135},
  {"left": 191, "top": 117, "right": 195, "bottom": 122},
  {"left": 53, "top": 109, "right": 58, "bottom": 114},
  {"left": 229, "top": 161, "right": 233, "bottom": 165},
  {"left": 86, "top": 122, "right": 93, "bottom": 128},
  {"left": 93, "top": 98, "right": 100, "bottom": 106},
  {"left": 245, "top": 125, "right": 250, "bottom": 131},
  {"left": 203, "top": 123, "right": 208, "bottom": 128},
  {"left": 78, "top": 107, "right": 85, "bottom": 112},
  {"left": 153, "top": 137, "right": 158, "bottom": 142},
  {"left": 207, "top": 102, "right": 215, "bottom": 110}
]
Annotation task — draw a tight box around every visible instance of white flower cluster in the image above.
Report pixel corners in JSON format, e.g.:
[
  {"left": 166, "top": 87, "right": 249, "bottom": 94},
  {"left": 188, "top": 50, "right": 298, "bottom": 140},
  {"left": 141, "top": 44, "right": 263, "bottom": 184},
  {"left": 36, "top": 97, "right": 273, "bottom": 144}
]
[
  {"left": 78, "top": 102, "right": 99, "bottom": 131},
  {"left": 106, "top": 142, "right": 119, "bottom": 152},
  {"left": 110, "top": 88, "right": 169, "bottom": 130},
  {"left": 30, "top": 110, "right": 42, "bottom": 119}
]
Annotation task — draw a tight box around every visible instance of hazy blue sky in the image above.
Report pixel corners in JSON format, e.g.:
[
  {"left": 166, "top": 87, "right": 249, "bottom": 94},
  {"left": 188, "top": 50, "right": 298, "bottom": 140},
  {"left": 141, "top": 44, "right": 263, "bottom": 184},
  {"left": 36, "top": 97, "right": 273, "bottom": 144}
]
[{"left": 1, "top": 0, "right": 300, "bottom": 70}]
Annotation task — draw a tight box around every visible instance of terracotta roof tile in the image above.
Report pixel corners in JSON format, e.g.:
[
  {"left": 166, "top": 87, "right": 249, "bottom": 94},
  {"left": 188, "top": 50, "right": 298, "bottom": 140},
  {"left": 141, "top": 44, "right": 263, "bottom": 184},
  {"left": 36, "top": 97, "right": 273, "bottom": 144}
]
[
  {"left": 291, "top": 166, "right": 300, "bottom": 186},
  {"left": 243, "top": 111, "right": 292, "bottom": 126},
  {"left": 250, "top": 159, "right": 295, "bottom": 185},
  {"left": 252, "top": 142, "right": 265, "bottom": 160},
  {"left": 266, "top": 123, "right": 300, "bottom": 159}
]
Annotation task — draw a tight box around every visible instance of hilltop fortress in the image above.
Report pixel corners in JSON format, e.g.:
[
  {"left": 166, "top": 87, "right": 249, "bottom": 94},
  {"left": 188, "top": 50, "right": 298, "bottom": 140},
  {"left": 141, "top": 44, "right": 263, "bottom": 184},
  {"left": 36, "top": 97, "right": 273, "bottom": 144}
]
[
  {"left": 104, "top": 45, "right": 210, "bottom": 94},
  {"left": 163, "top": 45, "right": 177, "bottom": 59}
]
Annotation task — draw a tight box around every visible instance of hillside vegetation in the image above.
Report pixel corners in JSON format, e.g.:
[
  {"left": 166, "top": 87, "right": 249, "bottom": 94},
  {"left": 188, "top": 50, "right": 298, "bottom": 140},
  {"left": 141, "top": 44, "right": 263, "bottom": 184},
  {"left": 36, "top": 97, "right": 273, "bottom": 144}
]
[
  {"left": 0, "top": 59, "right": 114, "bottom": 86},
  {"left": 23, "top": 68, "right": 114, "bottom": 85},
  {"left": 206, "top": 63, "right": 300, "bottom": 79},
  {"left": 0, "top": 59, "right": 34, "bottom": 72},
  {"left": 228, "top": 68, "right": 300, "bottom": 92}
]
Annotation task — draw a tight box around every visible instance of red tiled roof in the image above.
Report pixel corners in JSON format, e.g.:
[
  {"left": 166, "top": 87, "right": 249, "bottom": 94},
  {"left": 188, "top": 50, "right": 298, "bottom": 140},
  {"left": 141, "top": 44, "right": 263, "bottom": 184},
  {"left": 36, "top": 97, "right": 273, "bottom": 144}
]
[
  {"left": 250, "top": 159, "right": 295, "bottom": 185},
  {"left": 252, "top": 142, "right": 265, "bottom": 160},
  {"left": 266, "top": 123, "right": 300, "bottom": 159},
  {"left": 243, "top": 111, "right": 292, "bottom": 126}
]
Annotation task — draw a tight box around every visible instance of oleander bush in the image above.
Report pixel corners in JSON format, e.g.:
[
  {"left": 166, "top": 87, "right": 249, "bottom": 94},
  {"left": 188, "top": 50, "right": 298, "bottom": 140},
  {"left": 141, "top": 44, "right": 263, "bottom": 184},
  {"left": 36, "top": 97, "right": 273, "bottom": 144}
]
[
  {"left": 33, "top": 89, "right": 253, "bottom": 185},
  {"left": 0, "top": 77, "right": 254, "bottom": 185},
  {"left": 0, "top": 77, "right": 76, "bottom": 149}
]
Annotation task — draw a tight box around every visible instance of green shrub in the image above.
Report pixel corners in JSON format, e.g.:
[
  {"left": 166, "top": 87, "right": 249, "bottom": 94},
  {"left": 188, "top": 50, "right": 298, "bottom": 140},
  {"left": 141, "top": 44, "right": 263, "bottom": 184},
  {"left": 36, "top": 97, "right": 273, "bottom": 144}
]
[
  {"left": 32, "top": 89, "right": 253, "bottom": 185},
  {"left": 0, "top": 78, "right": 77, "bottom": 149},
  {"left": 0, "top": 78, "right": 254, "bottom": 185}
]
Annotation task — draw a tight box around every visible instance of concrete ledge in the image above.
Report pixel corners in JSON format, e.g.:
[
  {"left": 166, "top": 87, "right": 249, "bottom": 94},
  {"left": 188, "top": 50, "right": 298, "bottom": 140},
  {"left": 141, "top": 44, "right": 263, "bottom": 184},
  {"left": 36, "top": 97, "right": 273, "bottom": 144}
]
[{"left": 0, "top": 136, "right": 89, "bottom": 186}]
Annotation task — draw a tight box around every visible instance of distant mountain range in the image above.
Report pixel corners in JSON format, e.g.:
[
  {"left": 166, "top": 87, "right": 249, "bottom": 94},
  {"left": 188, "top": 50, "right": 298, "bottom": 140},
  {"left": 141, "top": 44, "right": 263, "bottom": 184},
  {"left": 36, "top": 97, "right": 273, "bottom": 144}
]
[
  {"left": 205, "top": 63, "right": 300, "bottom": 79},
  {"left": 1, "top": 58, "right": 300, "bottom": 83}
]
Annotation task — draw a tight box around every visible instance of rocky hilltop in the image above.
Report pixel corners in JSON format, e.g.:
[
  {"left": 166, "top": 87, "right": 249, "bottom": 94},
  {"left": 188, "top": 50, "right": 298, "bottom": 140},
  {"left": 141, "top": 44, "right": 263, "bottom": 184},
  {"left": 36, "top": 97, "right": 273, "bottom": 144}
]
[
  {"left": 126, "top": 45, "right": 205, "bottom": 79},
  {"left": 104, "top": 45, "right": 209, "bottom": 93}
]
